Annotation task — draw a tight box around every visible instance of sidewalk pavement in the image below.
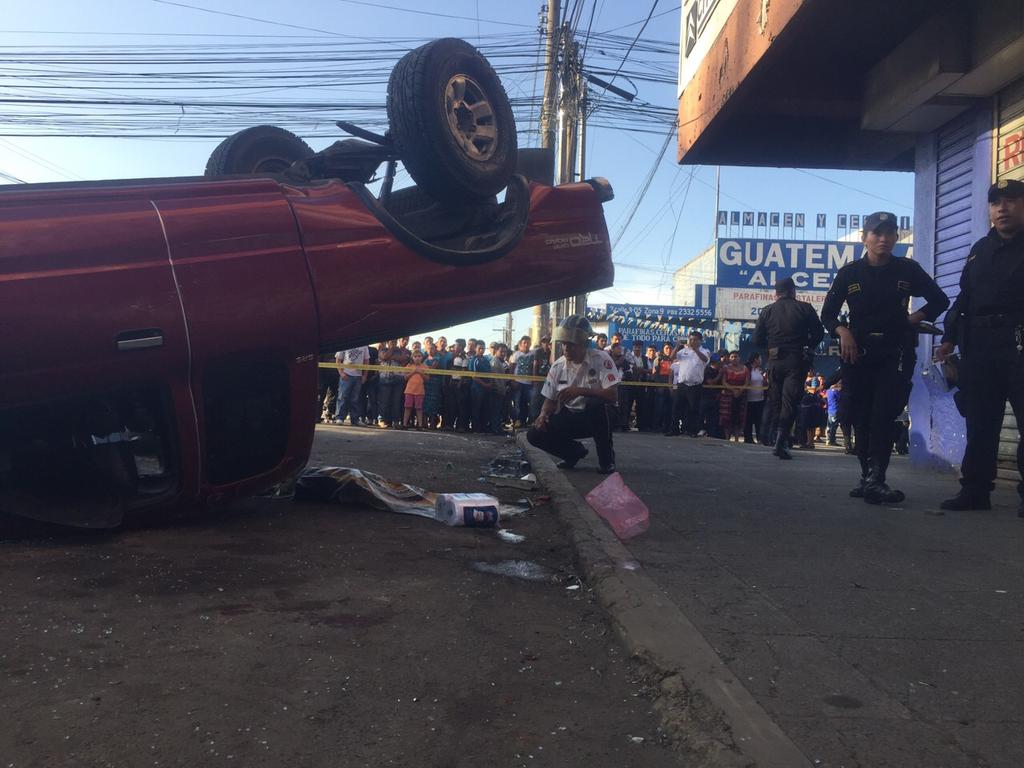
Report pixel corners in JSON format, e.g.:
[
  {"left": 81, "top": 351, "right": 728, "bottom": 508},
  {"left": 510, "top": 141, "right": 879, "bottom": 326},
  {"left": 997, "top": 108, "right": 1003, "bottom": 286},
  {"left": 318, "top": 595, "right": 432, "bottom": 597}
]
[
  {"left": 0, "top": 426, "right": 683, "bottom": 768},
  {"left": 540, "top": 431, "right": 1024, "bottom": 768}
]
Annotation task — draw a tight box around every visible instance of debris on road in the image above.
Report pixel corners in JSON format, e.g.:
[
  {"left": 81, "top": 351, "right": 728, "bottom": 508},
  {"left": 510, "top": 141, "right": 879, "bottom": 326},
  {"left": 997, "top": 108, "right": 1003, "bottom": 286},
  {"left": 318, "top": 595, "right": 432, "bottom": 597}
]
[
  {"left": 472, "top": 560, "right": 554, "bottom": 582},
  {"left": 497, "top": 529, "right": 526, "bottom": 544},
  {"left": 484, "top": 450, "right": 538, "bottom": 489},
  {"left": 484, "top": 474, "right": 538, "bottom": 490},
  {"left": 294, "top": 467, "right": 528, "bottom": 524},
  {"left": 488, "top": 454, "right": 532, "bottom": 476},
  {"left": 584, "top": 472, "right": 649, "bottom": 540},
  {"left": 436, "top": 493, "right": 500, "bottom": 527}
]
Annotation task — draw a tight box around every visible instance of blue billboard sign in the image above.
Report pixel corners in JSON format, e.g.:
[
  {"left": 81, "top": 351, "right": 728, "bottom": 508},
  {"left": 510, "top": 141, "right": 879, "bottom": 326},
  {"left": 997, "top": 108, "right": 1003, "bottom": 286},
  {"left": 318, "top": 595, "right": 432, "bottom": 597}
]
[
  {"left": 605, "top": 302, "right": 715, "bottom": 322},
  {"left": 603, "top": 302, "right": 718, "bottom": 349},
  {"left": 715, "top": 238, "right": 911, "bottom": 291}
]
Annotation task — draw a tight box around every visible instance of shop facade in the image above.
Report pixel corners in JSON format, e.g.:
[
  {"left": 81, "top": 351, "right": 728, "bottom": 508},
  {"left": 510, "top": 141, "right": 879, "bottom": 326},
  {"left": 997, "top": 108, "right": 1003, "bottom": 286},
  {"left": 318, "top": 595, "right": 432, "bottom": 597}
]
[{"left": 676, "top": 0, "right": 1024, "bottom": 474}]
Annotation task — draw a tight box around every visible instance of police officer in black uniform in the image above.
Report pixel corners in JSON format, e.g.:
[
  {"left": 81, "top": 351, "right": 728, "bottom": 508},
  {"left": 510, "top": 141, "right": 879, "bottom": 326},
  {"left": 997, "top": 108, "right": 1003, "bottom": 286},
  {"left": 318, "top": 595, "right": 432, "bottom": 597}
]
[
  {"left": 938, "top": 179, "right": 1024, "bottom": 515},
  {"left": 822, "top": 212, "right": 949, "bottom": 504},
  {"left": 753, "top": 277, "right": 825, "bottom": 460}
]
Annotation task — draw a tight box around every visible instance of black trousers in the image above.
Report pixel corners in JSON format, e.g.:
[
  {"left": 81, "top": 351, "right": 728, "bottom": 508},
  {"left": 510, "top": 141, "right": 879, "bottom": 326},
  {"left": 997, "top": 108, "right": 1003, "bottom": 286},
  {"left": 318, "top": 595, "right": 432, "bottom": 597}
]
[
  {"left": 471, "top": 385, "right": 491, "bottom": 432},
  {"left": 667, "top": 383, "right": 702, "bottom": 435},
  {"left": 442, "top": 380, "right": 458, "bottom": 428},
  {"left": 637, "top": 386, "right": 655, "bottom": 431},
  {"left": 766, "top": 353, "right": 809, "bottom": 442},
  {"left": 618, "top": 380, "right": 640, "bottom": 429},
  {"left": 844, "top": 346, "right": 913, "bottom": 480},
  {"left": 361, "top": 379, "right": 378, "bottom": 423},
  {"left": 959, "top": 353, "right": 1024, "bottom": 497},
  {"left": 527, "top": 401, "right": 615, "bottom": 468},
  {"left": 457, "top": 380, "right": 472, "bottom": 430},
  {"left": 744, "top": 400, "right": 765, "bottom": 443}
]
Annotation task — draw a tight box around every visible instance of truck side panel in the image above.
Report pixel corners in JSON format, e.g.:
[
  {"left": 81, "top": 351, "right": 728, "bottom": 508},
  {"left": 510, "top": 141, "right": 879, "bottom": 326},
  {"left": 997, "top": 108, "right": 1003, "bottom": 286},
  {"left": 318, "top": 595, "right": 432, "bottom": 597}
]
[
  {"left": 286, "top": 180, "right": 614, "bottom": 350},
  {"left": 152, "top": 185, "right": 319, "bottom": 498}
]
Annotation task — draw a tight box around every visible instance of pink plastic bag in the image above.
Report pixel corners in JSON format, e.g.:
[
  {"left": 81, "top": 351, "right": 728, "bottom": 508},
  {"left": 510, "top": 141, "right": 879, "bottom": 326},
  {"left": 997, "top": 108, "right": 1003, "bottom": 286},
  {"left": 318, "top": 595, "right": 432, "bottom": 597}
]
[{"left": 584, "top": 472, "right": 649, "bottom": 540}]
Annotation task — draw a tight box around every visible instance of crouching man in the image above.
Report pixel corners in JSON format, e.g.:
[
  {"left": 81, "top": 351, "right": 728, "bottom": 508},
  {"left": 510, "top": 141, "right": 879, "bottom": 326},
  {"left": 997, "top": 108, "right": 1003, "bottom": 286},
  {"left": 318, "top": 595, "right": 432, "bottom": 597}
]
[{"left": 527, "top": 315, "right": 620, "bottom": 474}]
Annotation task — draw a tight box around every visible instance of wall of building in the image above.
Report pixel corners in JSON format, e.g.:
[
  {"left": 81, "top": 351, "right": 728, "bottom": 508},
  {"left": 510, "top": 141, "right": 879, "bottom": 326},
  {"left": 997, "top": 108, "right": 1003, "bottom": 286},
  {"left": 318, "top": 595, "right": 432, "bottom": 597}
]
[{"left": 671, "top": 244, "right": 716, "bottom": 305}]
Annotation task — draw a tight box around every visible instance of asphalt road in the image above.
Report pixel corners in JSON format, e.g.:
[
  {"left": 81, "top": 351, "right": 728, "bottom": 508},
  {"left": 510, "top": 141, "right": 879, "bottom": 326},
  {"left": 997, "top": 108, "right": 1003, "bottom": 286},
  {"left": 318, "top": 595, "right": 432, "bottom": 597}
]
[
  {"left": 559, "top": 432, "right": 1024, "bottom": 768},
  {"left": 0, "top": 426, "right": 682, "bottom": 768}
]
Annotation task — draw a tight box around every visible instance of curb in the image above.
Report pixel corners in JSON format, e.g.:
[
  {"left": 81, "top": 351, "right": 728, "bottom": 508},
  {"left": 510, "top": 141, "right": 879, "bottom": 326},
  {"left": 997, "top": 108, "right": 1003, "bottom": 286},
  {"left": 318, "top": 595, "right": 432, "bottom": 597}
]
[{"left": 517, "top": 432, "right": 813, "bottom": 768}]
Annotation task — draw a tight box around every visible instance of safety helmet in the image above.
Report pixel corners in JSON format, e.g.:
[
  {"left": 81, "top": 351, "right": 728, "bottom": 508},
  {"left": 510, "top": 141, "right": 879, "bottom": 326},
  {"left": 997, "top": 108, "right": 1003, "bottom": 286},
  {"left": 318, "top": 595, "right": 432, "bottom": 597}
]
[{"left": 553, "top": 314, "right": 594, "bottom": 345}]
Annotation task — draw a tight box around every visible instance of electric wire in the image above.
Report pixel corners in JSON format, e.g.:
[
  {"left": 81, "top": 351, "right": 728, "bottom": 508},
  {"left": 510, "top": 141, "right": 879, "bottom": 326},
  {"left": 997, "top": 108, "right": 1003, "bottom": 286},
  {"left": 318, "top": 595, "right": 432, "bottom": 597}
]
[
  {"left": 0, "top": 30, "right": 678, "bottom": 140},
  {"left": 0, "top": 168, "right": 27, "bottom": 183},
  {"left": 331, "top": 0, "right": 533, "bottom": 29},
  {"left": 149, "top": 0, "right": 407, "bottom": 46},
  {"left": 588, "top": 0, "right": 658, "bottom": 116},
  {"left": 793, "top": 168, "right": 913, "bottom": 210},
  {"left": 0, "top": 137, "right": 83, "bottom": 180},
  {"left": 611, "top": 122, "right": 675, "bottom": 249}
]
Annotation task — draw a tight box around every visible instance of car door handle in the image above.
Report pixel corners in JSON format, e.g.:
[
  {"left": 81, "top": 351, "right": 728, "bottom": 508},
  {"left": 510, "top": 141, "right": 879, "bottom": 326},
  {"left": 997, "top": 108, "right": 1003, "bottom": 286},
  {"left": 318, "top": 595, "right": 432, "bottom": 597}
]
[{"left": 116, "top": 329, "right": 164, "bottom": 351}]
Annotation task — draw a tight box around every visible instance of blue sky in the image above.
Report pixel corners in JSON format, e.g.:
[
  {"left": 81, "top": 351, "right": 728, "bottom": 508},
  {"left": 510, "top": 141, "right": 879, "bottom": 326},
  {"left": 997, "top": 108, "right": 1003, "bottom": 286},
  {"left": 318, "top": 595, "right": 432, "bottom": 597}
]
[{"left": 1, "top": 0, "right": 914, "bottom": 345}]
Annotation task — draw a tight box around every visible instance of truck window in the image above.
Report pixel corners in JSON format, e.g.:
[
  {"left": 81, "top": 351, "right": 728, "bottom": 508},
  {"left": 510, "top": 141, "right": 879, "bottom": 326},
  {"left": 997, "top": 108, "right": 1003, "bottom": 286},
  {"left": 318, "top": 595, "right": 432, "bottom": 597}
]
[
  {"left": 0, "top": 384, "right": 180, "bottom": 528},
  {"left": 202, "top": 359, "right": 290, "bottom": 486}
]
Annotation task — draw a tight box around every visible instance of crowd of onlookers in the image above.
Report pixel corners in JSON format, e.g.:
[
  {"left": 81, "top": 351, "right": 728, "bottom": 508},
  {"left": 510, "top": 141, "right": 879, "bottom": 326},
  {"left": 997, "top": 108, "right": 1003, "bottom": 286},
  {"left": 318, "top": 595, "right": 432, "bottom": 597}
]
[
  {"left": 320, "top": 334, "right": 553, "bottom": 434},
  {"left": 320, "top": 330, "right": 907, "bottom": 454}
]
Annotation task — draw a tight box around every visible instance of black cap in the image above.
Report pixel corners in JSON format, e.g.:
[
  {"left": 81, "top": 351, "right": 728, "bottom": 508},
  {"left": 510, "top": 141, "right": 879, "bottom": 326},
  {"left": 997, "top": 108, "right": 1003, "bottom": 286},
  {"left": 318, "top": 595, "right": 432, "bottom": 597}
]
[
  {"left": 863, "top": 211, "right": 899, "bottom": 232},
  {"left": 988, "top": 178, "right": 1024, "bottom": 203}
]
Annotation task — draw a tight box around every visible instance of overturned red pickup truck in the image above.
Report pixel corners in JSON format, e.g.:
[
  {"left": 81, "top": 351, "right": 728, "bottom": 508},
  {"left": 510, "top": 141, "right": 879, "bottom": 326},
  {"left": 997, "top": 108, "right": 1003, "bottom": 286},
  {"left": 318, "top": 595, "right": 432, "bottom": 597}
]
[{"left": 0, "top": 39, "right": 613, "bottom": 528}]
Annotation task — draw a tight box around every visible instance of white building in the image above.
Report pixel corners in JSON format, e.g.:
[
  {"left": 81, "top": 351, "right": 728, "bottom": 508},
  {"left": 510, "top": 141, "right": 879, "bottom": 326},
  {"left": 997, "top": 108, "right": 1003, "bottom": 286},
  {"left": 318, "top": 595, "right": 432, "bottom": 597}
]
[{"left": 671, "top": 243, "right": 716, "bottom": 306}]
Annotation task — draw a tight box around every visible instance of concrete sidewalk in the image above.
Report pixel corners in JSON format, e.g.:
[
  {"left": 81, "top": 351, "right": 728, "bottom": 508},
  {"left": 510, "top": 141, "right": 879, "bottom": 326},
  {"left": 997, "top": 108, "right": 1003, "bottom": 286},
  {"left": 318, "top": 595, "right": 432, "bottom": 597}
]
[{"left": 548, "top": 432, "right": 1024, "bottom": 768}]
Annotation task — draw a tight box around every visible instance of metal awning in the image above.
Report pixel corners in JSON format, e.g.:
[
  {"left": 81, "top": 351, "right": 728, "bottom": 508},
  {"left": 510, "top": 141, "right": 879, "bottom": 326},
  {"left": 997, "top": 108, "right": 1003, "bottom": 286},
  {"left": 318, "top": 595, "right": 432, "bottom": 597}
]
[{"left": 677, "top": 0, "right": 1024, "bottom": 170}]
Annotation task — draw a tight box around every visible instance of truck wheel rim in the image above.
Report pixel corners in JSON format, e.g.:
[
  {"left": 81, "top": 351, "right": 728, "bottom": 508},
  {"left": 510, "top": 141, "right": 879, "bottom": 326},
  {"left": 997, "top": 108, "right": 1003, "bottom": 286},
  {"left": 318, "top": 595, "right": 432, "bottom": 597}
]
[{"left": 444, "top": 74, "right": 498, "bottom": 162}]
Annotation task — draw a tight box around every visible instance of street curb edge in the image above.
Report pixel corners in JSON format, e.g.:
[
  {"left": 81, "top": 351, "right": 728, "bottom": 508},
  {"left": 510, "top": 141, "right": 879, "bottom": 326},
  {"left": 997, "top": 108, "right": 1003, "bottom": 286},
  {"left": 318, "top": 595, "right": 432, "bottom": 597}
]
[{"left": 517, "top": 432, "right": 813, "bottom": 768}]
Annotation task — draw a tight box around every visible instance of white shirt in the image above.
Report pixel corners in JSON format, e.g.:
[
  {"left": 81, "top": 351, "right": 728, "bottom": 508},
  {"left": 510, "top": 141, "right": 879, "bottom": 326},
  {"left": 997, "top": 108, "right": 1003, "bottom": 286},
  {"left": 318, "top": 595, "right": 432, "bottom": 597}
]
[
  {"left": 450, "top": 354, "right": 467, "bottom": 380},
  {"left": 747, "top": 367, "right": 765, "bottom": 402},
  {"left": 672, "top": 346, "right": 710, "bottom": 385},
  {"left": 336, "top": 346, "right": 369, "bottom": 377},
  {"left": 542, "top": 348, "right": 621, "bottom": 412}
]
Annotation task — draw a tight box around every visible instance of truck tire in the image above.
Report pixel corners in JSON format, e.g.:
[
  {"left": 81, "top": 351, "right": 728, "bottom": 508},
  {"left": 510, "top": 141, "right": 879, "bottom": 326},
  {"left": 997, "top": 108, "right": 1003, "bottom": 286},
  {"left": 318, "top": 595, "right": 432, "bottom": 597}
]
[
  {"left": 204, "top": 125, "right": 314, "bottom": 176},
  {"left": 387, "top": 38, "right": 517, "bottom": 203}
]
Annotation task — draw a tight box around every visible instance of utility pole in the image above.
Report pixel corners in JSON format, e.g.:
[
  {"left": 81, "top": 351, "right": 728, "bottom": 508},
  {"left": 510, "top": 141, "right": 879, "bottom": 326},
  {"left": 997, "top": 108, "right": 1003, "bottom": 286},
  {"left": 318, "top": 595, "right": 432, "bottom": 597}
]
[
  {"left": 557, "top": 30, "right": 579, "bottom": 188},
  {"left": 530, "top": 0, "right": 560, "bottom": 343},
  {"left": 553, "top": 25, "right": 585, "bottom": 326},
  {"left": 572, "top": 85, "right": 588, "bottom": 319},
  {"left": 539, "top": 0, "right": 561, "bottom": 156},
  {"left": 492, "top": 311, "right": 513, "bottom": 347}
]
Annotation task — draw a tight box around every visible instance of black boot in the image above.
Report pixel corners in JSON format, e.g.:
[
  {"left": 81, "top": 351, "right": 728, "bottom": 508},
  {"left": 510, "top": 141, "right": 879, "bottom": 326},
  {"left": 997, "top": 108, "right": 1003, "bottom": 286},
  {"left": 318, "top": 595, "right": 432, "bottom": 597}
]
[
  {"left": 556, "top": 445, "right": 588, "bottom": 470},
  {"left": 772, "top": 433, "right": 792, "bottom": 460},
  {"left": 850, "top": 456, "right": 870, "bottom": 498},
  {"left": 940, "top": 489, "right": 991, "bottom": 511},
  {"left": 849, "top": 476, "right": 869, "bottom": 498},
  {"left": 863, "top": 464, "right": 905, "bottom": 505}
]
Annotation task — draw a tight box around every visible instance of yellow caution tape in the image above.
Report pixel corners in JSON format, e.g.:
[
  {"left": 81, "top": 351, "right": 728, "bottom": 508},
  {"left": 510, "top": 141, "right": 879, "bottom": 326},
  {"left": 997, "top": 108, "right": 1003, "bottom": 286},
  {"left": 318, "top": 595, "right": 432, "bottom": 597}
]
[{"left": 318, "top": 362, "right": 768, "bottom": 390}]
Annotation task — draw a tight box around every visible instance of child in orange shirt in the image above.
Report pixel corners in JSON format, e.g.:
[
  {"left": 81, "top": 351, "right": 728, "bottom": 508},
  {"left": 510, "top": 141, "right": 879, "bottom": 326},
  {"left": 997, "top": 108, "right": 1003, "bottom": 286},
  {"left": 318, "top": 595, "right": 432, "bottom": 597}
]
[{"left": 403, "top": 350, "right": 428, "bottom": 428}]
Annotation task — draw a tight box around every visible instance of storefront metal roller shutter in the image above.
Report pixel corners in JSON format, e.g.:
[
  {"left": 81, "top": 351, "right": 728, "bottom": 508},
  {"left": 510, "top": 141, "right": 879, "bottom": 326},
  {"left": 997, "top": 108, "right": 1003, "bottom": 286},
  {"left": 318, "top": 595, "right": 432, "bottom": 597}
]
[
  {"left": 995, "top": 77, "right": 1024, "bottom": 479},
  {"left": 933, "top": 113, "right": 976, "bottom": 324}
]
